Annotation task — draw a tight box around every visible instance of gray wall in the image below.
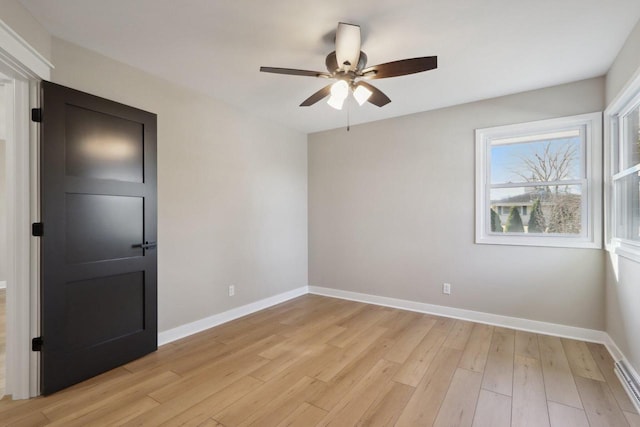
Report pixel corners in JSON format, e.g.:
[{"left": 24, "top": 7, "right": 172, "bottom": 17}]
[
  {"left": 51, "top": 38, "right": 309, "bottom": 332},
  {"left": 606, "top": 18, "right": 640, "bottom": 105},
  {"left": 0, "top": 0, "right": 51, "bottom": 62},
  {"left": 0, "top": 140, "right": 5, "bottom": 282},
  {"left": 0, "top": 81, "right": 6, "bottom": 283},
  {"left": 309, "top": 77, "right": 606, "bottom": 330},
  {"left": 605, "top": 17, "right": 640, "bottom": 373}
]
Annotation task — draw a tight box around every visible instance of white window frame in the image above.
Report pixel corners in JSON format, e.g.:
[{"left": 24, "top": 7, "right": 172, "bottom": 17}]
[
  {"left": 475, "top": 112, "right": 602, "bottom": 248},
  {"left": 605, "top": 67, "right": 640, "bottom": 263}
]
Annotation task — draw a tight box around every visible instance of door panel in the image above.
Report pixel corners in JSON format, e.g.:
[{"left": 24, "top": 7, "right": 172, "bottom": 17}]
[
  {"left": 40, "top": 81, "right": 157, "bottom": 395},
  {"left": 65, "top": 194, "right": 144, "bottom": 263},
  {"left": 65, "top": 104, "right": 145, "bottom": 182},
  {"left": 64, "top": 272, "right": 145, "bottom": 349}
]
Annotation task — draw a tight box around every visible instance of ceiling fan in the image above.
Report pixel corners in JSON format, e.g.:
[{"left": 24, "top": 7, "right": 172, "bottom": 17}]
[{"left": 260, "top": 22, "right": 438, "bottom": 110}]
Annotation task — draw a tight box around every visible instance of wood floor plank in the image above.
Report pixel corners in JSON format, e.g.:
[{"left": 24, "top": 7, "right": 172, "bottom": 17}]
[
  {"left": 471, "top": 389, "right": 511, "bottom": 427},
  {"left": 562, "top": 338, "right": 605, "bottom": 382},
  {"left": 625, "top": 411, "right": 640, "bottom": 427},
  {"left": 393, "top": 318, "right": 452, "bottom": 387},
  {"left": 59, "top": 396, "right": 159, "bottom": 427},
  {"left": 316, "top": 359, "right": 399, "bottom": 427},
  {"left": 307, "top": 337, "right": 395, "bottom": 412},
  {"left": 213, "top": 372, "right": 315, "bottom": 426},
  {"left": 481, "top": 327, "right": 515, "bottom": 396},
  {"left": 433, "top": 368, "right": 483, "bottom": 427},
  {"left": 0, "top": 290, "right": 4, "bottom": 399},
  {"left": 237, "top": 376, "right": 327, "bottom": 427},
  {"left": 155, "top": 376, "right": 262, "bottom": 427},
  {"left": 149, "top": 353, "right": 269, "bottom": 403},
  {"left": 40, "top": 367, "right": 173, "bottom": 419},
  {"left": 587, "top": 342, "right": 639, "bottom": 413},
  {"left": 282, "top": 299, "right": 363, "bottom": 332},
  {"left": 242, "top": 298, "right": 307, "bottom": 325},
  {"left": 357, "top": 381, "right": 414, "bottom": 427},
  {"left": 395, "top": 347, "right": 463, "bottom": 427},
  {"left": 0, "top": 368, "right": 129, "bottom": 425},
  {"left": 459, "top": 323, "right": 494, "bottom": 373},
  {"left": 259, "top": 317, "right": 349, "bottom": 360},
  {"left": 377, "top": 310, "right": 422, "bottom": 332},
  {"left": 538, "top": 334, "right": 582, "bottom": 409},
  {"left": 44, "top": 369, "right": 179, "bottom": 424},
  {"left": 383, "top": 316, "right": 436, "bottom": 363},
  {"left": 197, "top": 419, "right": 224, "bottom": 427},
  {"left": 275, "top": 402, "right": 327, "bottom": 427},
  {"left": 574, "top": 375, "right": 630, "bottom": 427},
  {"left": 169, "top": 334, "right": 281, "bottom": 378},
  {"left": 6, "top": 410, "right": 50, "bottom": 427},
  {"left": 547, "top": 401, "right": 589, "bottom": 427},
  {"left": 123, "top": 342, "right": 185, "bottom": 373},
  {"left": 512, "top": 355, "right": 550, "bottom": 427},
  {"left": 251, "top": 325, "right": 345, "bottom": 382},
  {"left": 443, "top": 319, "right": 475, "bottom": 351},
  {"left": 328, "top": 306, "right": 393, "bottom": 348},
  {"left": 123, "top": 357, "right": 268, "bottom": 426},
  {"left": 312, "top": 325, "right": 388, "bottom": 382},
  {"left": 515, "top": 331, "right": 540, "bottom": 360}
]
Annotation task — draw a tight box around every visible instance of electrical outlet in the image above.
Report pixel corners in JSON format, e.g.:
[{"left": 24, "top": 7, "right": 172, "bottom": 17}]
[
  {"left": 228, "top": 285, "right": 235, "bottom": 297},
  {"left": 443, "top": 283, "right": 451, "bottom": 295}
]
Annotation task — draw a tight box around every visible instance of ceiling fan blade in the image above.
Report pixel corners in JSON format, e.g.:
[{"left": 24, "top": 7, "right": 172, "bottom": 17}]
[
  {"left": 361, "top": 56, "right": 437, "bottom": 79},
  {"left": 355, "top": 81, "right": 391, "bottom": 107},
  {"left": 300, "top": 84, "right": 333, "bottom": 106},
  {"left": 325, "top": 51, "right": 338, "bottom": 73},
  {"left": 260, "top": 67, "right": 331, "bottom": 78},
  {"left": 335, "top": 23, "right": 361, "bottom": 71}
]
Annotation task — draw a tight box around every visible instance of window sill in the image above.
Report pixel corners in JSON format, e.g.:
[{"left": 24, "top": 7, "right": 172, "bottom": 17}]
[
  {"left": 612, "top": 239, "right": 640, "bottom": 263},
  {"left": 476, "top": 234, "right": 602, "bottom": 249}
]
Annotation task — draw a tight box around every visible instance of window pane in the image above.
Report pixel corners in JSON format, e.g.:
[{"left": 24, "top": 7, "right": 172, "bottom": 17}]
[
  {"left": 489, "top": 185, "right": 582, "bottom": 235},
  {"left": 622, "top": 105, "right": 640, "bottom": 170},
  {"left": 490, "top": 136, "right": 582, "bottom": 184},
  {"left": 615, "top": 171, "right": 640, "bottom": 242}
]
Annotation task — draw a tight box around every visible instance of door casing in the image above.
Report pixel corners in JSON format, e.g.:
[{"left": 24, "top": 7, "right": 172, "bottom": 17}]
[{"left": 0, "top": 19, "right": 52, "bottom": 399}]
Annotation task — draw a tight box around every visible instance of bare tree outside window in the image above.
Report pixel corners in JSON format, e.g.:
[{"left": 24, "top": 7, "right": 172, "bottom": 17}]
[
  {"left": 509, "top": 139, "right": 582, "bottom": 234},
  {"left": 512, "top": 141, "right": 579, "bottom": 184}
]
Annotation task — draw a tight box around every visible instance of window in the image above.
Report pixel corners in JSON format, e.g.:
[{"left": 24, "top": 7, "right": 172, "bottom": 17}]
[
  {"left": 476, "top": 113, "right": 602, "bottom": 248},
  {"left": 606, "top": 77, "right": 640, "bottom": 262}
]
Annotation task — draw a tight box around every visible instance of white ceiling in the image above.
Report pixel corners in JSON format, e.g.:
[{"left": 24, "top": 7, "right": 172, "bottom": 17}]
[{"left": 18, "top": 0, "right": 640, "bottom": 133}]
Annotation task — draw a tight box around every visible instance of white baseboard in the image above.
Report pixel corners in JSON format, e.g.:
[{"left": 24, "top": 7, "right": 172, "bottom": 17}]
[
  {"left": 158, "top": 286, "right": 308, "bottom": 346},
  {"left": 605, "top": 334, "right": 640, "bottom": 412},
  {"left": 0, "top": 281, "right": 5, "bottom": 289},
  {"left": 308, "top": 286, "right": 607, "bottom": 344}
]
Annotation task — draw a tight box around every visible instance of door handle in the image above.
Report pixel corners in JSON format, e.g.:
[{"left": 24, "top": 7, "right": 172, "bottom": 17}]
[{"left": 132, "top": 241, "right": 157, "bottom": 250}]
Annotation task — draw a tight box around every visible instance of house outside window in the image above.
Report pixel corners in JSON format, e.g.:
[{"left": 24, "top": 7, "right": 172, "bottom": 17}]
[
  {"left": 606, "top": 75, "right": 640, "bottom": 262},
  {"left": 476, "top": 113, "right": 602, "bottom": 248}
]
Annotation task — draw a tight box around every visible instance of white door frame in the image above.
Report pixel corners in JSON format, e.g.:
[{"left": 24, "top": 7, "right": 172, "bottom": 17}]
[{"left": 0, "top": 18, "right": 52, "bottom": 399}]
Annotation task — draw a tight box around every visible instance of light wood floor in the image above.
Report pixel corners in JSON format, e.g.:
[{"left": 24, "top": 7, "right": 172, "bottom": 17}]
[
  {"left": 0, "top": 294, "right": 638, "bottom": 426},
  {"left": 0, "top": 288, "right": 5, "bottom": 399}
]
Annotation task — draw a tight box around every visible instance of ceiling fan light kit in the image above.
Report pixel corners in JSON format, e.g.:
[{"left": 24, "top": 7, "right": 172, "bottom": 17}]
[
  {"left": 260, "top": 22, "right": 438, "bottom": 110},
  {"left": 353, "top": 84, "right": 373, "bottom": 106},
  {"left": 327, "top": 80, "right": 349, "bottom": 110}
]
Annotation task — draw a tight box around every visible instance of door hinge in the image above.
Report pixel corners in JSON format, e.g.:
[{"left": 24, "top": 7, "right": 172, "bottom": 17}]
[
  {"left": 31, "top": 108, "right": 42, "bottom": 123},
  {"left": 32, "top": 337, "right": 43, "bottom": 352},
  {"left": 32, "top": 222, "right": 43, "bottom": 237}
]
